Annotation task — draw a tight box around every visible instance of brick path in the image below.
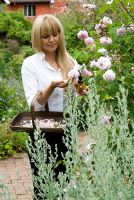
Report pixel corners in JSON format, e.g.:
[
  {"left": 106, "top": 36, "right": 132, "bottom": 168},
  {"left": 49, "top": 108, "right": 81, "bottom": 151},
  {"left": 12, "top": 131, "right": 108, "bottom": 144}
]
[{"left": 0, "top": 153, "right": 34, "bottom": 200}]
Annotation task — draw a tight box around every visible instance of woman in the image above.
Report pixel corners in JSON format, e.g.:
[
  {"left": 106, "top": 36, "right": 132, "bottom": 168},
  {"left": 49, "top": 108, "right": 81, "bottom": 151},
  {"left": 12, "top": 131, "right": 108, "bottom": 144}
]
[
  {"left": 21, "top": 14, "right": 78, "bottom": 198},
  {"left": 21, "top": 14, "right": 77, "bottom": 112}
]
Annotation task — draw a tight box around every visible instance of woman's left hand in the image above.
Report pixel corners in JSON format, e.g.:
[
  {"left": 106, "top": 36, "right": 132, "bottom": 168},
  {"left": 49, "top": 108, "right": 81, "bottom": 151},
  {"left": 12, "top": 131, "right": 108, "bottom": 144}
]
[{"left": 51, "top": 77, "right": 71, "bottom": 88}]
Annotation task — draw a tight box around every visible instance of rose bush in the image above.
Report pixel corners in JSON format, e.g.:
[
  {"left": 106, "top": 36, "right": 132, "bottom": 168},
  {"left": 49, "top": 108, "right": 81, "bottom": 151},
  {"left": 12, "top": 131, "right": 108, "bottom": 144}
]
[{"left": 63, "top": 0, "right": 134, "bottom": 118}]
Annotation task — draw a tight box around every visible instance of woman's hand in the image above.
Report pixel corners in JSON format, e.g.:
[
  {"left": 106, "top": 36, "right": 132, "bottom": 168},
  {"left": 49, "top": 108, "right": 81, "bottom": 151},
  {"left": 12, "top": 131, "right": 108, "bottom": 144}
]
[{"left": 51, "top": 77, "right": 71, "bottom": 88}]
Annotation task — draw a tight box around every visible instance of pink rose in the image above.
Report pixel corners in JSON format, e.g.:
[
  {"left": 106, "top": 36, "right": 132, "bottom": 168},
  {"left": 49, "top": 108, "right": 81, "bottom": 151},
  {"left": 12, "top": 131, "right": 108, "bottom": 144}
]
[
  {"left": 82, "top": 68, "right": 93, "bottom": 77},
  {"left": 103, "top": 69, "right": 116, "bottom": 82},
  {"left": 68, "top": 68, "right": 79, "bottom": 78},
  {"left": 117, "top": 27, "right": 126, "bottom": 36},
  {"left": 84, "top": 37, "right": 94, "bottom": 45},
  {"left": 90, "top": 60, "right": 100, "bottom": 68},
  {"left": 77, "top": 30, "right": 88, "bottom": 40},
  {"left": 100, "top": 37, "right": 112, "bottom": 45},
  {"left": 95, "top": 24, "right": 101, "bottom": 30},
  {"left": 97, "top": 56, "right": 112, "bottom": 70},
  {"left": 95, "top": 24, "right": 102, "bottom": 34}
]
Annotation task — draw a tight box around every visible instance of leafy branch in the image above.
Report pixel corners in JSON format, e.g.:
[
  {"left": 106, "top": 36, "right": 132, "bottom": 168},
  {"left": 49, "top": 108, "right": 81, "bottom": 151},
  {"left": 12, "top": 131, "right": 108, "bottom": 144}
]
[{"left": 119, "top": 0, "right": 134, "bottom": 20}]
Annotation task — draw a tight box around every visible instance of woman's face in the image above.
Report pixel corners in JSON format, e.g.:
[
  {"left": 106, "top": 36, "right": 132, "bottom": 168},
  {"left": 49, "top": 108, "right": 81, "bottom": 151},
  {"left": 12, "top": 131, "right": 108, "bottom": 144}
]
[{"left": 41, "top": 29, "right": 60, "bottom": 54}]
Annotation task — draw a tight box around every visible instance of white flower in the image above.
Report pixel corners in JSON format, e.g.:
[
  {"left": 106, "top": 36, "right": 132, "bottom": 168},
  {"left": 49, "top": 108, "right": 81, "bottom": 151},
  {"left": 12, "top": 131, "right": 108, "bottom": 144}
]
[
  {"left": 106, "top": 0, "right": 113, "bottom": 4},
  {"left": 127, "top": 24, "right": 134, "bottom": 33},
  {"left": 107, "top": 37, "right": 112, "bottom": 44},
  {"left": 103, "top": 69, "right": 116, "bottom": 82},
  {"left": 63, "top": 188, "right": 67, "bottom": 192},
  {"left": 83, "top": 3, "right": 96, "bottom": 9},
  {"left": 83, "top": 4, "right": 88, "bottom": 9},
  {"left": 73, "top": 184, "right": 77, "bottom": 189},
  {"left": 98, "top": 48, "right": 108, "bottom": 56},
  {"left": 70, "top": 180, "right": 77, "bottom": 189},
  {"left": 87, "top": 4, "right": 96, "bottom": 9},
  {"left": 88, "top": 11, "right": 94, "bottom": 16},
  {"left": 131, "top": 67, "right": 134, "bottom": 72},
  {"left": 102, "top": 16, "right": 113, "bottom": 25},
  {"left": 90, "top": 44, "right": 96, "bottom": 51},
  {"left": 97, "top": 56, "right": 112, "bottom": 70},
  {"left": 84, "top": 155, "right": 90, "bottom": 164}
]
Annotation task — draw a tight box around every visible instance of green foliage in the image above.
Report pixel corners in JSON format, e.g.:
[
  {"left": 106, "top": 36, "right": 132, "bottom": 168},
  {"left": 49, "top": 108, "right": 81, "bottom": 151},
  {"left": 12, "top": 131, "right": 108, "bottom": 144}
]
[
  {"left": 0, "top": 11, "right": 32, "bottom": 157},
  {"left": 63, "top": 0, "right": 134, "bottom": 118},
  {"left": 0, "top": 44, "right": 33, "bottom": 80},
  {"left": 58, "top": 11, "right": 87, "bottom": 54},
  {"left": 0, "top": 5, "right": 133, "bottom": 199},
  {"left": 0, "top": 13, "right": 9, "bottom": 34},
  {"left": 0, "top": 12, "right": 32, "bottom": 44},
  {"left": 0, "top": 50, "right": 13, "bottom": 78},
  {"left": 0, "top": 76, "right": 28, "bottom": 121},
  {"left": 0, "top": 12, "right": 33, "bottom": 122},
  {"left": 19, "top": 45, "right": 34, "bottom": 57},
  {"left": 0, "top": 122, "right": 28, "bottom": 160}
]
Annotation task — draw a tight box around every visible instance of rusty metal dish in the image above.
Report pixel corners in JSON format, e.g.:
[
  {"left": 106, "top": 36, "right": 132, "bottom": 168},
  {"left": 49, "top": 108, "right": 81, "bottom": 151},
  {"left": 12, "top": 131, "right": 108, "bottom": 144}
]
[{"left": 10, "top": 111, "right": 64, "bottom": 133}]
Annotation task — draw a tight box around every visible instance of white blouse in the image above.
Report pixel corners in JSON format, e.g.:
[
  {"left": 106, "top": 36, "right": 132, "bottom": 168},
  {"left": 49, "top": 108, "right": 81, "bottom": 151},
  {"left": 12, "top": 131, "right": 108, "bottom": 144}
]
[{"left": 21, "top": 51, "right": 67, "bottom": 112}]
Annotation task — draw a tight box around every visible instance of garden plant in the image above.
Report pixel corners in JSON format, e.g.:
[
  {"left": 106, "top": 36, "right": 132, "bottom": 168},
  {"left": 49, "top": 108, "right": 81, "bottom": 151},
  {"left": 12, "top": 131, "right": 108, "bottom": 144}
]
[
  {"left": 0, "top": 0, "right": 134, "bottom": 199},
  {"left": 26, "top": 83, "right": 134, "bottom": 200}
]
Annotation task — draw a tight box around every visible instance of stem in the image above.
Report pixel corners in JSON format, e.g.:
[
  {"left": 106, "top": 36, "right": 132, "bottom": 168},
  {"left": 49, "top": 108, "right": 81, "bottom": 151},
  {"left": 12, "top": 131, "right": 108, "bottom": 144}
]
[
  {"left": 99, "top": 82, "right": 106, "bottom": 90},
  {"left": 95, "top": 77, "right": 106, "bottom": 90},
  {"left": 119, "top": 0, "right": 134, "bottom": 20},
  {"left": 114, "top": 64, "right": 120, "bottom": 75}
]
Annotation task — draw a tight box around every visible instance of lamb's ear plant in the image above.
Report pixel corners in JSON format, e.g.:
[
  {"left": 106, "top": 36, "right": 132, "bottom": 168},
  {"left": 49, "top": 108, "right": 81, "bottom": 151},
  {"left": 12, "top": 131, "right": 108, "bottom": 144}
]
[
  {"left": 81, "top": 84, "right": 134, "bottom": 200},
  {"left": 0, "top": 174, "right": 13, "bottom": 200},
  {"left": 26, "top": 129, "right": 62, "bottom": 199},
  {"left": 26, "top": 83, "right": 134, "bottom": 200}
]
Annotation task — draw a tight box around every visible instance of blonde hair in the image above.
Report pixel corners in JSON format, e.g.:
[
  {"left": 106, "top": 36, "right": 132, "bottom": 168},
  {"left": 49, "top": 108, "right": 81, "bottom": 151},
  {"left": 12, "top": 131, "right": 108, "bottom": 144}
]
[{"left": 32, "top": 14, "right": 75, "bottom": 79}]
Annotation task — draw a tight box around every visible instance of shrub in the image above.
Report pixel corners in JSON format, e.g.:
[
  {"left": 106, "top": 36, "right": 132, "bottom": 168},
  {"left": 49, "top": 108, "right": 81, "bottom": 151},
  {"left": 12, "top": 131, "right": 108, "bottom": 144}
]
[
  {"left": 0, "top": 12, "right": 9, "bottom": 35},
  {"left": 61, "top": 0, "right": 134, "bottom": 118},
  {"left": 0, "top": 76, "right": 28, "bottom": 121},
  {"left": 0, "top": 122, "right": 28, "bottom": 160},
  {"left": 0, "top": 11, "right": 32, "bottom": 43},
  {"left": 58, "top": 11, "right": 86, "bottom": 54},
  {"left": 26, "top": 84, "right": 134, "bottom": 199}
]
